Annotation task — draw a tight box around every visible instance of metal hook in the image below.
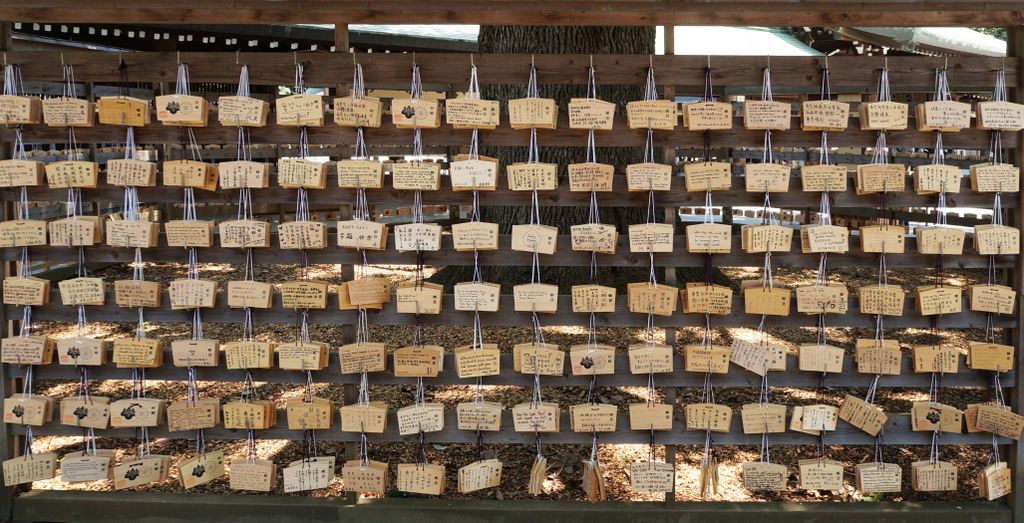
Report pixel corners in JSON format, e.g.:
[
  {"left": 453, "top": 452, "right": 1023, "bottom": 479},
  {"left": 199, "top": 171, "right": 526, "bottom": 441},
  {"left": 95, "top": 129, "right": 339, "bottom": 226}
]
[
  {"left": 943, "top": 56, "right": 948, "bottom": 70},
  {"left": 766, "top": 54, "right": 770, "bottom": 68},
  {"left": 60, "top": 52, "right": 65, "bottom": 67},
  {"left": 235, "top": 49, "right": 240, "bottom": 65},
  {"left": 470, "top": 53, "right": 474, "bottom": 67},
  {"left": 649, "top": 54, "right": 653, "bottom": 69},
  {"left": 824, "top": 53, "right": 829, "bottom": 70},
  {"left": 884, "top": 55, "right": 888, "bottom": 70},
  {"left": 706, "top": 55, "right": 711, "bottom": 69},
  {"left": 176, "top": 50, "right": 181, "bottom": 66},
  {"left": 412, "top": 51, "right": 416, "bottom": 66},
  {"left": 531, "top": 54, "right": 535, "bottom": 67},
  {"left": 589, "top": 54, "right": 593, "bottom": 69}
]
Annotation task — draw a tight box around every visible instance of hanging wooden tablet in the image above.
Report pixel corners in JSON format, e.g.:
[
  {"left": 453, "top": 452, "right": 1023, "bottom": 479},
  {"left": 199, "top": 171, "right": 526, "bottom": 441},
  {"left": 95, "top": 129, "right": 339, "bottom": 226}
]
[
  {"left": 628, "top": 282, "right": 677, "bottom": 316},
  {"left": 168, "top": 278, "right": 217, "bottom": 309},
  {"left": 278, "top": 158, "right": 326, "bottom": 189},
  {"left": 49, "top": 216, "right": 100, "bottom": 247},
  {"left": 970, "top": 163, "right": 1019, "bottom": 193},
  {"left": 452, "top": 281, "right": 500, "bottom": 313},
  {"left": 569, "top": 344, "right": 614, "bottom": 376},
  {"left": 339, "top": 402, "right": 388, "bottom": 433},
  {"left": 581, "top": 460, "right": 607, "bottom": 502},
  {"left": 743, "top": 286, "right": 791, "bottom": 316},
  {"left": 218, "top": 220, "right": 270, "bottom": 249},
  {"left": 278, "top": 220, "right": 327, "bottom": 250},
  {"left": 453, "top": 344, "right": 501, "bottom": 379},
  {"left": 450, "top": 221, "right": 498, "bottom": 252},
  {"left": 917, "top": 100, "right": 970, "bottom": 132},
  {"left": 682, "top": 283, "right": 733, "bottom": 315},
  {"left": 686, "top": 222, "right": 732, "bottom": 253},
  {"left": 112, "top": 456, "right": 164, "bottom": 490},
  {"left": 170, "top": 339, "right": 219, "bottom": 368},
  {"left": 513, "top": 283, "right": 558, "bottom": 313},
  {"left": 105, "top": 220, "right": 159, "bottom": 248},
  {"left": 450, "top": 158, "right": 498, "bottom": 191},
  {"left": 337, "top": 342, "right": 387, "bottom": 374},
  {"left": 740, "top": 403, "right": 787, "bottom": 434},
  {"left": 394, "top": 223, "right": 442, "bottom": 252},
  {"left": 743, "top": 100, "right": 791, "bottom": 131},
  {"left": 977, "top": 100, "right": 1024, "bottom": 131},
  {"left": 396, "top": 463, "right": 445, "bottom": 495},
  {"left": 222, "top": 400, "right": 276, "bottom": 430},
  {"left": 911, "top": 460, "right": 958, "bottom": 491},
  {"left": 457, "top": 459, "right": 502, "bottom": 494},
  {"left": 789, "top": 406, "right": 817, "bottom": 435},
  {"left": 0, "top": 159, "right": 43, "bottom": 187},
  {"left": 217, "top": 95, "right": 269, "bottom": 127},
  {"left": 684, "top": 101, "right": 732, "bottom": 131},
  {"left": 230, "top": 459, "right": 277, "bottom": 492},
  {"left": 567, "top": 162, "right": 614, "bottom": 192},
  {"left": 512, "top": 342, "right": 564, "bottom": 375},
  {"left": 800, "top": 164, "right": 847, "bottom": 192},
  {"left": 390, "top": 98, "right": 440, "bottom": 129},
  {"left": 58, "top": 277, "right": 104, "bottom": 306},
  {"left": 795, "top": 284, "right": 848, "bottom": 315},
  {"left": 285, "top": 397, "right": 333, "bottom": 430},
  {"left": 279, "top": 280, "right": 329, "bottom": 310},
  {"left": 859, "top": 284, "right": 905, "bottom": 316},
  {"left": 741, "top": 224, "right": 793, "bottom": 253},
  {"left": 97, "top": 96, "right": 149, "bottom": 126},
  {"left": 0, "top": 220, "right": 47, "bottom": 247},
  {"left": 854, "top": 339, "right": 901, "bottom": 375},
  {"left": 570, "top": 403, "right": 617, "bottom": 432},
  {"left": 393, "top": 345, "right": 444, "bottom": 377},
  {"left": 855, "top": 462, "right": 902, "bottom": 494},
  {"left": 45, "top": 160, "right": 98, "bottom": 189},
  {"left": 282, "top": 457, "right": 333, "bottom": 493},
  {"left": 56, "top": 337, "right": 105, "bottom": 367},
  {"left": 456, "top": 400, "right": 502, "bottom": 431},
  {"left": 512, "top": 401, "right": 560, "bottom": 432},
  {"left": 976, "top": 404, "right": 1024, "bottom": 440},
  {"left": 163, "top": 160, "right": 218, "bottom": 190},
  {"left": 625, "top": 162, "right": 672, "bottom": 192},
  {"left": 910, "top": 401, "right": 962, "bottom": 433},
  {"left": 855, "top": 163, "right": 906, "bottom": 195},
  {"left": 974, "top": 224, "right": 1021, "bottom": 255},
  {"left": 3, "top": 453, "right": 56, "bottom": 486},
  {"left": 392, "top": 161, "right": 441, "bottom": 191},
  {"left": 1, "top": 335, "right": 53, "bottom": 366},
  {"left": 915, "top": 285, "right": 962, "bottom": 315},
  {"left": 801, "top": 100, "right": 849, "bottom": 131},
  {"left": 570, "top": 224, "right": 617, "bottom": 254},
  {"left": 164, "top": 220, "right": 214, "bottom": 248},
  {"left": 218, "top": 161, "right": 269, "bottom": 189},
  {"left": 860, "top": 100, "right": 909, "bottom": 131},
  {"left": 684, "top": 344, "right": 731, "bottom": 374},
  {"left": 107, "top": 159, "right": 156, "bottom": 187},
  {"left": 741, "top": 462, "right": 787, "bottom": 491},
  {"left": 683, "top": 162, "right": 731, "bottom": 192},
  {"left": 276, "top": 93, "right": 324, "bottom": 126},
  {"left": 801, "top": 405, "right": 839, "bottom": 432},
  {"left": 226, "top": 281, "right": 273, "bottom": 309},
  {"left": 395, "top": 282, "right": 443, "bottom": 314},
  {"left": 336, "top": 159, "right": 384, "bottom": 190},
  {"left": 915, "top": 226, "right": 965, "bottom": 256},
  {"left": 797, "top": 344, "right": 844, "bottom": 374},
  {"left": 508, "top": 98, "right": 557, "bottom": 129},
  {"left": 337, "top": 282, "right": 384, "bottom": 311},
  {"left": 968, "top": 342, "right": 1014, "bottom": 372},
  {"left": 155, "top": 93, "right": 208, "bottom": 127},
  {"left": 838, "top": 395, "right": 887, "bottom": 436},
  {"left": 626, "top": 99, "right": 677, "bottom": 130},
  {"left": 334, "top": 96, "right": 383, "bottom": 128},
  {"left": 3, "top": 395, "right": 53, "bottom": 426},
  {"left": 570, "top": 285, "right": 616, "bottom": 314},
  {"left": 567, "top": 98, "right": 615, "bottom": 130},
  {"left": 978, "top": 462, "right": 1012, "bottom": 500},
  {"left": 628, "top": 223, "right": 673, "bottom": 254},
  {"left": 42, "top": 97, "right": 94, "bottom": 127},
  {"left": 626, "top": 400, "right": 673, "bottom": 431},
  {"left": 396, "top": 403, "right": 445, "bottom": 435},
  {"left": 112, "top": 337, "right": 163, "bottom": 368},
  {"left": 629, "top": 460, "right": 675, "bottom": 493},
  {"left": 744, "top": 163, "right": 791, "bottom": 193},
  {"left": 340, "top": 460, "right": 387, "bottom": 493},
  {"left": 337, "top": 219, "right": 388, "bottom": 251},
  {"left": 911, "top": 344, "right": 959, "bottom": 374},
  {"left": 684, "top": 403, "right": 732, "bottom": 432},
  {"left": 729, "top": 339, "right": 786, "bottom": 376},
  {"left": 0, "top": 94, "right": 39, "bottom": 124},
  {"left": 166, "top": 398, "right": 220, "bottom": 432},
  {"left": 109, "top": 397, "right": 165, "bottom": 428},
  {"left": 859, "top": 225, "right": 906, "bottom": 254},
  {"left": 968, "top": 284, "right": 1016, "bottom": 314},
  {"left": 3, "top": 276, "right": 49, "bottom": 306},
  {"left": 914, "top": 164, "right": 961, "bottom": 195},
  {"left": 61, "top": 452, "right": 114, "bottom": 483},
  {"left": 114, "top": 280, "right": 161, "bottom": 308},
  {"left": 798, "top": 459, "right": 844, "bottom": 491},
  {"left": 277, "top": 342, "right": 329, "bottom": 371},
  {"left": 627, "top": 343, "right": 674, "bottom": 374},
  {"left": 507, "top": 162, "right": 558, "bottom": 191},
  {"left": 510, "top": 224, "right": 558, "bottom": 255}
]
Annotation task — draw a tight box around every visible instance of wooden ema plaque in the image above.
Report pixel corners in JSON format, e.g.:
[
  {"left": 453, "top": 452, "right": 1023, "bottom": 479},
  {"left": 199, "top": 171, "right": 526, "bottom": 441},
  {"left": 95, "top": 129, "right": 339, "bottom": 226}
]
[
  {"left": 96, "top": 96, "right": 150, "bottom": 126},
  {"left": 510, "top": 224, "right": 558, "bottom": 255},
  {"left": 968, "top": 342, "right": 1014, "bottom": 372},
  {"left": 854, "top": 339, "right": 901, "bottom": 375},
  {"left": 164, "top": 220, "right": 213, "bottom": 248},
  {"left": 334, "top": 95, "right": 383, "bottom": 128},
  {"left": 451, "top": 221, "right": 498, "bottom": 251},
  {"left": 970, "top": 163, "right": 1019, "bottom": 193},
  {"left": 628, "top": 223, "right": 673, "bottom": 253},
  {"left": 744, "top": 163, "right": 791, "bottom": 193},
  {"left": 629, "top": 461, "right": 675, "bottom": 494},
  {"left": 49, "top": 216, "right": 100, "bottom": 247},
  {"left": 628, "top": 282, "right": 677, "bottom": 316},
  {"left": 911, "top": 401, "right": 962, "bottom": 433},
  {"left": 279, "top": 280, "right": 329, "bottom": 310},
  {"left": 3, "top": 453, "right": 56, "bottom": 486},
  {"left": 792, "top": 404, "right": 838, "bottom": 434},
  {"left": 800, "top": 164, "right": 847, "bottom": 192},
  {"left": 3, "top": 395, "right": 53, "bottom": 426},
  {"left": 226, "top": 280, "right": 273, "bottom": 309},
  {"left": 567, "top": 162, "right": 614, "bottom": 192},
  {"left": 798, "top": 459, "right": 844, "bottom": 492},
  {"left": 855, "top": 462, "right": 902, "bottom": 494},
  {"left": 682, "top": 283, "right": 733, "bottom": 315},
  {"left": 170, "top": 339, "right": 220, "bottom": 367},
  {"left": 338, "top": 220, "right": 389, "bottom": 251},
  {"left": 684, "top": 101, "right": 733, "bottom": 131},
  {"left": 570, "top": 284, "right": 616, "bottom": 314},
  {"left": 978, "top": 462, "right": 1012, "bottom": 501},
  {"left": 286, "top": 397, "right": 333, "bottom": 430},
  {"left": 859, "top": 284, "right": 905, "bottom": 316},
  {"left": 855, "top": 163, "right": 906, "bottom": 195},
  {"left": 392, "top": 161, "right": 441, "bottom": 191},
  {"left": 628, "top": 343, "right": 674, "bottom": 374},
  {"left": 860, "top": 101, "right": 909, "bottom": 131},
  {"left": 390, "top": 98, "right": 440, "bottom": 129},
  {"left": 975, "top": 224, "right": 1021, "bottom": 255},
  {"left": 337, "top": 159, "right": 384, "bottom": 189},
  {"left": 741, "top": 224, "right": 793, "bottom": 253},
  {"left": 911, "top": 461, "right": 957, "bottom": 492},
  {"left": 800, "top": 100, "right": 849, "bottom": 131},
  {"left": 1, "top": 335, "right": 53, "bottom": 365},
  {"left": 0, "top": 220, "right": 46, "bottom": 248},
  {"left": 394, "top": 223, "right": 442, "bottom": 252},
  {"left": 113, "top": 456, "right": 166, "bottom": 490},
  {"left": 279, "top": 342, "right": 329, "bottom": 371},
  {"left": 154, "top": 94, "right": 208, "bottom": 126},
  {"left": 450, "top": 158, "right": 498, "bottom": 191},
  {"left": 112, "top": 338, "right": 163, "bottom": 368},
  {"left": 512, "top": 342, "right": 564, "bottom": 376},
  {"left": 683, "top": 161, "right": 731, "bottom": 192},
  {"left": 915, "top": 226, "right": 965, "bottom": 256},
  {"left": 568, "top": 98, "right": 615, "bottom": 130},
  {"left": 178, "top": 451, "right": 226, "bottom": 490},
  {"left": 340, "top": 402, "right": 388, "bottom": 433},
  {"left": 0, "top": 95, "right": 40, "bottom": 125},
  {"left": 393, "top": 345, "right": 444, "bottom": 377},
  {"left": 684, "top": 403, "right": 732, "bottom": 433},
  {"left": 219, "top": 220, "right": 270, "bottom": 249},
  {"left": 109, "top": 397, "right": 165, "bottom": 428},
  {"left": 795, "top": 284, "right": 848, "bottom": 315},
  {"left": 166, "top": 398, "right": 220, "bottom": 432},
  {"left": 45, "top": 160, "right": 98, "bottom": 189},
  {"left": 107, "top": 159, "right": 156, "bottom": 187},
  {"left": 968, "top": 284, "right": 1016, "bottom": 314},
  {"left": 114, "top": 280, "right": 161, "bottom": 308},
  {"left": 569, "top": 343, "right": 615, "bottom": 376},
  {"left": 163, "top": 160, "right": 217, "bottom": 191},
  {"left": 279, "top": 221, "right": 327, "bottom": 250},
  {"left": 977, "top": 100, "right": 1024, "bottom": 131},
  {"left": 740, "top": 403, "right": 787, "bottom": 434},
  {"left": 3, "top": 276, "right": 50, "bottom": 306},
  {"left": 105, "top": 220, "right": 159, "bottom": 248},
  {"left": 569, "top": 403, "right": 617, "bottom": 432},
  {"left": 507, "top": 162, "right": 558, "bottom": 191},
  {"left": 217, "top": 95, "right": 269, "bottom": 127},
  {"left": 168, "top": 278, "right": 217, "bottom": 309},
  {"left": 508, "top": 98, "right": 558, "bottom": 130},
  {"left": 683, "top": 344, "right": 731, "bottom": 374},
  {"left": 0, "top": 159, "right": 43, "bottom": 187},
  {"left": 743, "top": 100, "right": 791, "bottom": 131},
  {"left": 798, "top": 344, "right": 844, "bottom": 374},
  {"left": 397, "top": 403, "right": 445, "bottom": 435},
  {"left": 626, "top": 162, "right": 672, "bottom": 192},
  {"left": 743, "top": 285, "right": 791, "bottom": 316},
  {"left": 338, "top": 342, "right": 387, "bottom": 374},
  {"left": 628, "top": 402, "right": 673, "bottom": 431},
  {"left": 859, "top": 225, "right": 906, "bottom": 254},
  {"left": 396, "top": 282, "right": 443, "bottom": 314},
  {"left": 61, "top": 452, "right": 115, "bottom": 483},
  {"left": 396, "top": 463, "right": 445, "bottom": 496},
  {"left": 911, "top": 344, "right": 959, "bottom": 374},
  {"left": 42, "top": 96, "right": 94, "bottom": 127},
  {"left": 838, "top": 395, "right": 887, "bottom": 436},
  {"left": 275, "top": 93, "right": 324, "bottom": 126},
  {"left": 741, "top": 462, "right": 788, "bottom": 492},
  {"left": 278, "top": 158, "right": 327, "bottom": 189},
  {"left": 222, "top": 340, "right": 275, "bottom": 370},
  {"left": 58, "top": 276, "right": 105, "bottom": 306},
  {"left": 454, "top": 344, "right": 501, "bottom": 379},
  {"left": 341, "top": 460, "right": 387, "bottom": 493},
  {"left": 914, "top": 164, "right": 961, "bottom": 195},
  {"left": 446, "top": 97, "right": 500, "bottom": 130},
  {"left": 346, "top": 277, "right": 391, "bottom": 307},
  {"left": 512, "top": 401, "right": 560, "bottom": 432},
  {"left": 452, "top": 281, "right": 500, "bottom": 313},
  {"left": 976, "top": 404, "right": 1024, "bottom": 440},
  {"left": 686, "top": 222, "right": 732, "bottom": 253},
  {"left": 222, "top": 400, "right": 277, "bottom": 430},
  {"left": 56, "top": 337, "right": 106, "bottom": 367},
  {"left": 729, "top": 339, "right": 786, "bottom": 376},
  {"left": 626, "top": 99, "right": 677, "bottom": 130},
  {"left": 915, "top": 285, "right": 962, "bottom": 316},
  {"left": 917, "top": 100, "right": 971, "bottom": 132},
  {"left": 219, "top": 160, "right": 269, "bottom": 189},
  {"left": 282, "top": 456, "right": 333, "bottom": 493},
  {"left": 570, "top": 223, "right": 617, "bottom": 254}
]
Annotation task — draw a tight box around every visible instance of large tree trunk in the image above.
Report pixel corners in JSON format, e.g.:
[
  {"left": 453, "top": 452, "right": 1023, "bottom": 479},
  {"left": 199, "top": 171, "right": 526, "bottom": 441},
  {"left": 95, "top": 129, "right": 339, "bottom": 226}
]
[{"left": 433, "top": 26, "right": 655, "bottom": 293}]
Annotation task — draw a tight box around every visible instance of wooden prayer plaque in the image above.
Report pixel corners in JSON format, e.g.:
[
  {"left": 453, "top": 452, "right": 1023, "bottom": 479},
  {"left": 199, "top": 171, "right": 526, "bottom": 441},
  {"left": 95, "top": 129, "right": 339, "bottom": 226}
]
[
  {"left": 742, "top": 224, "right": 793, "bottom": 253},
  {"left": 3, "top": 276, "right": 50, "bottom": 306},
  {"left": 569, "top": 343, "right": 615, "bottom": 375},
  {"left": 508, "top": 98, "right": 558, "bottom": 130},
  {"left": 915, "top": 285, "right": 962, "bottom": 315},
  {"left": 3, "top": 453, "right": 56, "bottom": 486},
  {"left": 860, "top": 224, "right": 906, "bottom": 254},
  {"left": 796, "top": 284, "right": 848, "bottom": 315},
  {"left": 911, "top": 460, "right": 957, "bottom": 492},
  {"left": 859, "top": 284, "right": 905, "bottom": 316},
  {"left": 275, "top": 94, "right": 324, "bottom": 126},
  {"left": 337, "top": 219, "right": 389, "bottom": 250},
  {"left": 854, "top": 339, "right": 901, "bottom": 375},
  {"left": 226, "top": 280, "right": 274, "bottom": 309},
  {"left": 114, "top": 280, "right": 161, "bottom": 308},
  {"left": 627, "top": 282, "right": 677, "bottom": 316},
  {"left": 450, "top": 159, "right": 498, "bottom": 191},
  {"left": 626, "top": 99, "right": 677, "bottom": 131},
  {"left": 976, "top": 404, "right": 1024, "bottom": 440},
  {"left": 855, "top": 462, "right": 902, "bottom": 494},
  {"left": 458, "top": 459, "right": 502, "bottom": 494},
  {"left": 628, "top": 223, "right": 673, "bottom": 253},
  {"left": 978, "top": 462, "right": 1012, "bottom": 500},
  {"left": 105, "top": 220, "right": 159, "bottom": 248},
  {"left": 279, "top": 280, "right": 329, "bottom": 310},
  {"left": 683, "top": 161, "right": 731, "bottom": 192},
  {"left": 1, "top": 335, "right": 53, "bottom": 365},
  {"left": 333, "top": 96, "right": 382, "bottom": 128},
  {"left": 396, "top": 463, "right": 445, "bottom": 495},
  {"left": 285, "top": 397, "right": 333, "bottom": 430},
  {"left": 393, "top": 345, "right": 445, "bottom": 377},
  {"left": 0, "top": 159, "right": 43, "bottom": 187},
  {"left": 968, "top": 342, "right": 1014, "bottom": 372},
  {"left": 855, "top": 163, "right": 906, "bottom": 194},
  {"left": 570, "top": 284, "right": 616, "bottom": 314},
  {"left": 45, "top": 160, "right": 98, "bottom": 189},
  {"left": 97, "top": 96, "right": 149, "bottom": 126},
  {"left": 112, "top": 338, "right": 163, "bottom": 368},
  {"left": 798, "top": 344, "right": 844, "bottom": 374},
  {"left": 0, "top": 94, "right": 40, "bottom": 125},
  {"left": 512, "top": 401, "right": 560, "bottom": 433},
  {"left": 3, "top": 395, "right": 53, "bottom": 426},
  {"left": 217, "top": 95, "right": 269, "bottom": 127},
  {"left": 798, "top": 459, "right": 844, "bottom": 491},
  {"left": 451, "top": 221, "right": 498, "bottom": 251},
  {"left": 394, "top": 222, "right": 442, "bottom": 252},
  {"left": 395, "top": 282, "right": 443, "bottom": 314},
  {"left": 223, "top": 341, "right": 275, "bottom": 370},
  {"left": 626, "top": 162, "right": 672, "bottom": 192},
  {"left": 911, "top": 401, "right": 962, "bottom": 433},
  {"left": 917, "top": 100, "right": 971, "bottom": 132},
  {"left": 914, "top": 164, "right": 961, "bottom": 195},
  {"left": 977, "top": 100, "right": 1024, "bottom": 131},
  {"left": 219, "top": 219, "right": 270, "bottom": 249},
  {"left": 729, "top": 339, "right": 786, "bottom": 375},
  {"left": 58, "top": 276, "right": 105, "bottom": 306},
  {"left": 166, "top": 398, "right": 220, "bottom": 432},
  {"left": 740, "top": 403, "right": 787, "bottom": 434},
  {"left": 800, "top": 404, "right": 839, "bottom": 432},
  {"left": 109, "top": 397, "right": 164, "bottom": 428},
  {"left": 686, "top": 222, "right": 732, "bottom": 253},
  {"left": 341, "top": 460, "right": 387, "bottom": 493},
  {"left": 454, "top": 344, "right": 501, "bottom": 379},
  {"left": 915, "top": 226, "right": 965, "bottom": 256},
  {"left": 281, "top": 457, "right": 333, "bottom": 493},
  {"left": 628, "top": 402, "right": 673, "bottom": 431},
  {"left": 49, "top": 217, "right": 100, "bottom": 247},
  {"left": 337, "top": 159, "right": 384, "bottom": 189},
  {"left": 163, "top": 160, "right": 218, "bottom": 190},
  {"left": 684, "top": 344, "right": 731, "bottom": 374},
  {"left": 113, "top": 456, "right": 164, "bottom": 490},
  {"left": 568, "top": 98, "right": 615, "bottom": 130},
  {"left": 456, "top": 400, "right": 503, "bottom": 431},
  {"left": 107, "top": 159, "right": 156, "bottom": 187},
  {"left": 155, "top": 94, "right": 208, "bottom": 126},
  {"left": 390, "top": 98, "right": 440, "bottom": 129},
  {"left": 337, "top": 342, "right": 387, "bottom": 374},
  {"left": 860, "top": 100, "right": 909, "bottom": 131},
  {"left": 742, "top": 462, "right": 788, "bottom": 491},
  {"left": 684, "top": 101, "right": 733, "bottom": 131},
  {"left": 61, "top": 453, "right": 114, "bottom": 483},
  {"left": 684, "top": 403, "right": 732, "bottom": 433},
  {"left": 56, "top": 337, "right": 106, "bottom": 367},
  {"left": 168, "top": 278, "right": 217, "bottom": 309},
  {"left": 230, "top": 459, "right": 277, "bottom": 492},
  {"left": 570, "top": 223, "right": 617, "bottom": 254},
  {"left": 396, "top": 403, "right": 445, "bottom": 435},
  {"left": 0, "top": 220, "right": 46, "bottom": 247},
  {"left": 743, "top": 100, "right": 791, "bottom": 131},
  {"left": 339, "top": 402, "right": 388, "bottom": 433},
  {"left": 42, "top": 97, "right": 94, "bottom": 127},
  {"left": 570, "top": 403, "right": 617, "bottom": 432},
  {"left": 392, "top": 161, "right": 441, "bottom": 191},
  {"left": 682, "top": 283, "right": 733, "bottom": 315},
  {"left": 800, "top": 164, "right": 847, "bottom": 192},
  {"left": 170, "top": 339, "right": 220, "bottom": 368},
  {"left": 346, "top": 277, "right": 391, "bottom": 307},
  {"left": 453, "top": 281, "right": 500, "bottom": 313},
  {"left": 567, "top": 162, "right": 614, "bottom": 192},
  {"left": 510, "top": 224, "right": 558, "bottom": 255},
  {"left": 277, "top": 158, "right": 326, "bottom": 189},
  {"left": 164, "top": 220, "right": 214, "bottom": 248},
  {"left": 974, "top": 224, "right": 1021, "bottom": 255},
  {"left": 838, "top": 395, "right": 887, "bottom": 436},
  {"left": 629, "top": 461, "right": 675, "bottom": 493},
  {"left": 744, "top": 163, "right": 791, "bottom": 193},
  {"left": 512, "top": 342, "right": 564, "bottom": 375},
  {"left": 801, "top": 100, "right": 849, "bottom": 131},
  {"left": 743, "top": 286, "right": 791, "bottom": 316},
  {"left": 911, "top": 344, "right": 959, "bottom": 374},
  {"left": 507, "top": 162, "right": 558, "bottom": 191},
  {"left": 218, "top": 160, "right": 269, "bottom": 189},
  {"left": 278, "top": 220, "right": 327, "bottom": 250},
  {"left": 968, "top": 284, "right": 1016, "bottom": 314},
  {"left": 970, "top": 163, "right": 1019, "bottom": 193}
]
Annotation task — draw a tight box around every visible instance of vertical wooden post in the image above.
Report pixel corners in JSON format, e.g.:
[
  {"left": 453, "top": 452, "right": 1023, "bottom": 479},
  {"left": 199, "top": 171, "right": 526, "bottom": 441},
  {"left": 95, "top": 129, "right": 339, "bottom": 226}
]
[
  {"left": 0, "top": 20, "right": 15, "bottom": 523},
  {"left": 662, "top": 80, "right": 678, "bottom": 503},
  {"left": 1007, "top": 26, "right": 1024, "bottom": 523}
]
